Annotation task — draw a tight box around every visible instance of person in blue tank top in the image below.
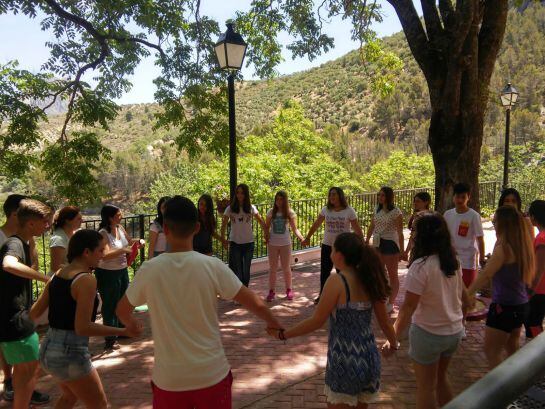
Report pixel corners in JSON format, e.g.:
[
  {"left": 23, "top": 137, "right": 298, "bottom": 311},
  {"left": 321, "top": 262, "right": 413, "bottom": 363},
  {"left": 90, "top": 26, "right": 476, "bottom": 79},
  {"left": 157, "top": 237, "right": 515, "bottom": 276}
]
[
  {"left": 468, "top": 206, "right": 535, "bottom": 369},
  {"left": 268, "top": 233, "right": 398, "bottom": 408}
]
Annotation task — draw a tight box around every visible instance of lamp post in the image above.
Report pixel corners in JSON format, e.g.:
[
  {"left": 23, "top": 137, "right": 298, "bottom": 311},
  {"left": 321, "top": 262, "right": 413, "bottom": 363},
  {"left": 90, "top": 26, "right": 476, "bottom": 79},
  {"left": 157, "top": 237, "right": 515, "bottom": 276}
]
[
  {"left": 214, "top": 23, "right": 248, "bottom": 200},
  {"left": 500, "top": 82, "right": 519, "bottom": 190}
]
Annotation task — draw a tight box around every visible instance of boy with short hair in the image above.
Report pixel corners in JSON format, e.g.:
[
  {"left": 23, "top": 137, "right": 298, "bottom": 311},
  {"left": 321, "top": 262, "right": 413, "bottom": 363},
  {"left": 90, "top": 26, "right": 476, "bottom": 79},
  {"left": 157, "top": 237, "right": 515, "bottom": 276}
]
[
  {"left": 443, "top": 183, "right": 485, "bottom": 287},
  {"left": 524, "top": 200, "right": 545, "bottom": 338},
  {"left": 0, "top": 195, "right": 49, "bottom": 405},
  {"left": 0, "top": 198, "right": 52, "bottom": 408},
  {"left": 116, "top": 196, "right": 283, "bottom": 408}
]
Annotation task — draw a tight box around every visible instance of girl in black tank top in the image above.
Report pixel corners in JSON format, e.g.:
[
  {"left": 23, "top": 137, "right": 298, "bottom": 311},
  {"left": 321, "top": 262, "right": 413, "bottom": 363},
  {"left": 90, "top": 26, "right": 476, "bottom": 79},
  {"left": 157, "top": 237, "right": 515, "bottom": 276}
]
[{"left": 30, "top": 230, "right": 142, "bottom": 408}]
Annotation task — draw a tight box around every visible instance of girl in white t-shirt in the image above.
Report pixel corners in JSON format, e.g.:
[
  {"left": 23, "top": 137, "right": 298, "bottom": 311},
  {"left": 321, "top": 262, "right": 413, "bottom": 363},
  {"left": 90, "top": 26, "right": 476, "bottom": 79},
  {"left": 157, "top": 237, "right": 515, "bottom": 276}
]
[
  {"left": 303, "top": 187, "right": 363, "bottom": 304},
  {"left": 50, "top": 206, "right": 83, "bottom": 273},
  {"left": 386, "top": 213, "right": 469, "bottom": 409},
  {"left": 221, "top": 184, "right": 267, "bottom": 287},
  {"left": 265, "top": 191, "right": 305, "bottom": 302},
  {"left": 148, "top": 196, "right": 170, "bottom": 259}
]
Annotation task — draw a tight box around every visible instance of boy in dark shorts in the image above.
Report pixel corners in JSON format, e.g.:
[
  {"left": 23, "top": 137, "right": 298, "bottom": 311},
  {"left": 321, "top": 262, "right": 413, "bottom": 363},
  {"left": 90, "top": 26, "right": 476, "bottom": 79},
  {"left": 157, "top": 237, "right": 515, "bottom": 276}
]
[{"left": 0, "top": 199, "right": 51, "bottom": 408}]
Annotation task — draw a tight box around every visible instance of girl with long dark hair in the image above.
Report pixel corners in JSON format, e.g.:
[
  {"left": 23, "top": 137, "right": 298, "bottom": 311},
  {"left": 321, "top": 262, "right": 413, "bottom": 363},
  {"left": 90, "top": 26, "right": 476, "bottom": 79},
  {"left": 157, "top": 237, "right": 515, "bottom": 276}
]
[
  {"left": 498, "top": 187, "right": 534, "bottom": 239},
  {"left": 468, "top": 206, "right": 535, "bottom": 369},
  {"left": 268, "top": 233, "right": 397, "bottom": 408},
  {"left": 365, "top": 187, "right": 404, "bottom": 314},
  {"left": 303, "top": 187, "right": 363, "bottom": 304},
  {"left": 194, "top": 194, "right": 226, "bottom": 255},
  {"left": 148, "top": 196, "right": 170, "bottom": 259},
  {"left": 265, "top": 191, "right": 304, "bottom": 302},
  {"left": 220, "top": 184, "right": 267, "bottom": 287},
  {"left": 389, "top": 214, "right": 468, "bottom": 409},
  {"left": 403, "top": 192, "right": 432, "bottom": 261},
  {"left": 31, "top": 230, "right": 141, "bottom": 408},
  {"left": 95, "top": 204, "right": 143, "bottom": 350}
]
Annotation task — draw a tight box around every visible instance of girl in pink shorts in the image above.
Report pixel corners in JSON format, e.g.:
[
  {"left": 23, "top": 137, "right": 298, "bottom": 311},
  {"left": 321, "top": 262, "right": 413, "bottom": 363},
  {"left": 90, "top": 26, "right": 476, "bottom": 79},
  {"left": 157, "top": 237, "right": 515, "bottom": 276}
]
[{"left": 265, "top": 191, "right": 304, "bottom": 301}]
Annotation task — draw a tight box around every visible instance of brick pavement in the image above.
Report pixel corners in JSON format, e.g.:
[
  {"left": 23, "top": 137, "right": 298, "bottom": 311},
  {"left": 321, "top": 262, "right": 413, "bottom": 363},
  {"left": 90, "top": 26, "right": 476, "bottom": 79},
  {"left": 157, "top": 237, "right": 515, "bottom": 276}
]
[{"left": 1, "top": 260, "right": 493, "bottom": 409}]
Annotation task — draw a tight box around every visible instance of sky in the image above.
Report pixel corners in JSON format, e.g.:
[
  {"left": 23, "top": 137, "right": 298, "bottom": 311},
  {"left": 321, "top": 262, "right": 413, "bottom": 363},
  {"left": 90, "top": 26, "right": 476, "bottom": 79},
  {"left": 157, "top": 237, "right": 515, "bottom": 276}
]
[{"left": 0, "top": 1, "right": 410, "bottom": 105}]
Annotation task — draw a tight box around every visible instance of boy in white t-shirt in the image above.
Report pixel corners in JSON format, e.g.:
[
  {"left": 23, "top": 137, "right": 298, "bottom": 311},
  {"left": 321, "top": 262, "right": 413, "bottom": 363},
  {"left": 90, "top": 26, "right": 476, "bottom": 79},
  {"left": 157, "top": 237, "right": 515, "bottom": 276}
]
[
  {"left": 443, "top": 183, "right": 485, "bottom": 287},
  {"left": 116, "top": 196, "right": 283, "bottom": 409}
]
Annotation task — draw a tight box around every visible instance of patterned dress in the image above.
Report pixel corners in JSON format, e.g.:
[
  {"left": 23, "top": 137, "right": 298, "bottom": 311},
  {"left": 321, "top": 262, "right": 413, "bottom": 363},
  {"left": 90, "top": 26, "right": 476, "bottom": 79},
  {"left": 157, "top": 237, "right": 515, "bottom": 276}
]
[{"left": 324, "top": 273, "right": 381, "bottom": 406}]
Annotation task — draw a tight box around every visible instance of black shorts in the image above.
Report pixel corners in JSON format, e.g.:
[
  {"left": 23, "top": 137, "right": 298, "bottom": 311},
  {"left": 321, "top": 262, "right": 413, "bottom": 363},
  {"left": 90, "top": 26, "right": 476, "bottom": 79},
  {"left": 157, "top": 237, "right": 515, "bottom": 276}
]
[
  {"left": 486, "top": 302, "right": 529, "bottom": 333},
  {"left": 524, "top": 294, "right": 545, "bottom": 338},
  {"left": 379, "top": 239, "right": 400, "bottom": 255}
]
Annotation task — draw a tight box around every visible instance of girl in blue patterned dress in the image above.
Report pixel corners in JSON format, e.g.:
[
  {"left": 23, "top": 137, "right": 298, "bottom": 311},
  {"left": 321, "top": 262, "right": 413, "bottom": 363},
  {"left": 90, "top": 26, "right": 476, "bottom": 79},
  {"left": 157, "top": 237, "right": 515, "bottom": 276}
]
[{"left": 269, "top": 232, "right": 398, "bottom": 408}]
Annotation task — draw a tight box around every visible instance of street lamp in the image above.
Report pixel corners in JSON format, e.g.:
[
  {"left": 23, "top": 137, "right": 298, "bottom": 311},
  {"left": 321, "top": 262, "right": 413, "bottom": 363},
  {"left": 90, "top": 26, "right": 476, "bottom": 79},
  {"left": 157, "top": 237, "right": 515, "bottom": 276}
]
[
  {"left": 214, "top": 23, "right": 248, "bottom": 200},
  {"left": 500, "top": 82, "right": 519, "bottom": 190}
]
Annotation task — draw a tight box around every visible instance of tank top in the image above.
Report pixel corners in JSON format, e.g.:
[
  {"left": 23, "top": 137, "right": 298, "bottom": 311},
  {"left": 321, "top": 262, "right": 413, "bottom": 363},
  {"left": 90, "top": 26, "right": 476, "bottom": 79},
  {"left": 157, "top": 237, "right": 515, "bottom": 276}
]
[
  {"left": 492, "top": 263, "right": 528, "bottom": 305},
  {"left": 97, "top": 227, "right": 128, "bottom": 270},
  {"left": 48, "top": 273, "right": 99, "bottom": 330}
]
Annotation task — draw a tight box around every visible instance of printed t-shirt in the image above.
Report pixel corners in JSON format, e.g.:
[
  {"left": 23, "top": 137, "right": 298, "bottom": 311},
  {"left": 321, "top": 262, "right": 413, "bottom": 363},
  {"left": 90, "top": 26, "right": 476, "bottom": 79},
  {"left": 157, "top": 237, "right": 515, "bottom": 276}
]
[
  {"left": 444, "top": 208, "right": 483, "bottom": 270},
  {"left": 126, "top": 251, "right": 242, "bottom": 391},
  {"left": 150, "top": 221, "right": 167, "bottom": 252},
  {"left": 532, "top": 231, "right": 545, "bottom": 295},
  {"left": 267, "top": 209, "right": 296, "bottom": 247},
  {"left": 321, "top": 206, "right": 358, "bottom": 246},
  {"left": 0, "top": 236, "right": 36, "bottom": 342},
  {"left": 224, "top": 205, "right": 258, "bottom": 244},
  {"left": 405, "top": 254, "right": 464, "bottom": 335}
]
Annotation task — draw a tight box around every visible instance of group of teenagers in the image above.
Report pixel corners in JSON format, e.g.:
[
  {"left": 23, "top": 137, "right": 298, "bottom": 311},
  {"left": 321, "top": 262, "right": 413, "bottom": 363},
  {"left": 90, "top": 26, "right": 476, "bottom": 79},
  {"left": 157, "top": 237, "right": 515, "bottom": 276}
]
[{"left": 0, "top": 182, "right": 544, "bottom": 409}]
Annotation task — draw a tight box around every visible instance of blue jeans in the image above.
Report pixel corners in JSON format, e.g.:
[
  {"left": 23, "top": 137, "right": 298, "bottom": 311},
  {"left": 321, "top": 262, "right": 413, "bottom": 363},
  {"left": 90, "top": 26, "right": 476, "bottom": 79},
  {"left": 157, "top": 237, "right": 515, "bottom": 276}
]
[{"left": 229, "top": 242, "right": 255, "bottom": 287}]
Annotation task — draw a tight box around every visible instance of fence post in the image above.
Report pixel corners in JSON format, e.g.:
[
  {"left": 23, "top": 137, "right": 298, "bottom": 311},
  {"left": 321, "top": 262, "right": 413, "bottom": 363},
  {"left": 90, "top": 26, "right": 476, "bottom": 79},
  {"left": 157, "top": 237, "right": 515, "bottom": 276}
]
[{"left": 138, "top": 214, "right": 145, "bottom": 267}]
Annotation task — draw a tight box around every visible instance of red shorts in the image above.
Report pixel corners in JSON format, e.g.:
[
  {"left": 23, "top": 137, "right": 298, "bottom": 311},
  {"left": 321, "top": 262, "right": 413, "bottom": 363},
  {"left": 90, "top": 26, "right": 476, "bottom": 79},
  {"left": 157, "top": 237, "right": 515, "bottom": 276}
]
[
  {"left": 462, "top": 269, "right": 478, "bottom": 288},
  {"left": 152, "top": 371, "right": 233, "bottom": 409}
]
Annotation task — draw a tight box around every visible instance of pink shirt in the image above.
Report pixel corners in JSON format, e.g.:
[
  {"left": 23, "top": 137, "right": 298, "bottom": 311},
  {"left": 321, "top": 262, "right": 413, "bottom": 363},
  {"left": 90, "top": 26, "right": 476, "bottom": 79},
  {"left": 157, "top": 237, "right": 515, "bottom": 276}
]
[
  {"left": 405, "top": 255, "right": 464, "bottom": 335},
  {"left": 533, "top": 231, "right": 545, "bottom": 295}
]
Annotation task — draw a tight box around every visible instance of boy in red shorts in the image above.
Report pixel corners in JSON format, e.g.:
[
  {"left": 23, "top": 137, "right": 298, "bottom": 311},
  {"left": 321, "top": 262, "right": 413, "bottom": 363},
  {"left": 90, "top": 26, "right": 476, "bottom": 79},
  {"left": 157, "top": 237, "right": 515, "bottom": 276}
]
[{"left": 116, "top": 196, "right": 283, "bottom": 409}]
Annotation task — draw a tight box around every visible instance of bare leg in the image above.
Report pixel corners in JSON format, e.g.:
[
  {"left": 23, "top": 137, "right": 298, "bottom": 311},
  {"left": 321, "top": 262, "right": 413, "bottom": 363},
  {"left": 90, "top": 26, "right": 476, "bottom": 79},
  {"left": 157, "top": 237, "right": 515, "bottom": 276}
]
[
  {"left": 436, "top": 356, "right": 454, "bottom": 406},
  {"left": 506, "top": 327, "right": 523, "bottom": 357},
  {"left": 413, "top": 359, "right": 439, "bottom": 409},
  {"left": 0, "top": 350, "right": 12, "bottom": 381},
  {"left": 267, "top": 245, "right": 279, "bottom": 292},
  {"left": 12, "top": 361, "right": 39, "bottom": 409},
  {"left": 484, "top": 326, "right": 510, "bottom": 369},
  {"left": 279, "top": 245, "right": 292, "bottom": 291},
  {"left": 62, "top": 369, "right": 108, "bottom": 409},
  {"left": 382, "top": 254, "right": 400, "bottom": 305},
  {"left": 54, "top": 384, "right": 78, "bottom": 409}
]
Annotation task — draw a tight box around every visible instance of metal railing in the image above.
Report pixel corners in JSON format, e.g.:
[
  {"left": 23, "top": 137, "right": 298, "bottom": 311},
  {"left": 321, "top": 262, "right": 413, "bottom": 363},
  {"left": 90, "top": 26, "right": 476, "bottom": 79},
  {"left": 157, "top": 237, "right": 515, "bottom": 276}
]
[{"left": 443, "top": 332, "right": 545, "bottom": 409}]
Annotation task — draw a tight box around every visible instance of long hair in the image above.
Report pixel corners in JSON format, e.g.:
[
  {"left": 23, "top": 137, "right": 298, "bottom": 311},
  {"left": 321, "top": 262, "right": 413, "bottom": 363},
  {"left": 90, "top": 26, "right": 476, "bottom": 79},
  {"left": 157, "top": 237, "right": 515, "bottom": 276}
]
[
  {"left": 230, "top": 184, "right": 252, "bottom": 214},
  {"left": 327, "top": 187, "right": 348, "bottom": 210},
  {"left": 272, "top": 190, "right": 292, "bottom": 220},
  {"left": 409, "top": 213, "right": 459, "bottom": 277},
  {"left": 98, "top": 204, "right": 120, "bottom": 233},
  {"left": 333, "top": 233, "right": 391, "bottom": 302},
  {"left": 198, "top": 194, "right": 216, "bottom": 232},
  {"left": 494, "top": 206, "right": 535, "bottom": 286},
  {"left": 67, "top": 229, "right": 103, "bottom": 263},
  {"left": 408, "top": 192, "right": 432, "bottom": 230},
  {"left": 154, "top": 196, "right": 171, "bottom": 227},
  {"left": 53, "top": 206, "right": 80, "bottom": 230},
  {"left": 498, "top": 188, "right": 523, "bottom": 212},
  {"left": 377, "top": 186, "right": 395, "bottom": 212}
]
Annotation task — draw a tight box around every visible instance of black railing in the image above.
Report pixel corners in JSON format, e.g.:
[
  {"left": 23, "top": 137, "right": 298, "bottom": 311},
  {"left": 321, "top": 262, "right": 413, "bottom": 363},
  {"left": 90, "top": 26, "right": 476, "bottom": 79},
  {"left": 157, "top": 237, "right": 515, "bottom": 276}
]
[{"left": 32, "top": 180, "right": 543, "bottom": 301}]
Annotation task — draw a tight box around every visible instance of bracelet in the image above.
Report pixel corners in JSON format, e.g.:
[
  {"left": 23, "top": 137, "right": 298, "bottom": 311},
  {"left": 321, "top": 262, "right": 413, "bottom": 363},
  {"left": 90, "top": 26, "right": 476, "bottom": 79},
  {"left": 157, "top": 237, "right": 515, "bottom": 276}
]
[{"left": 278, "top": 329, "right": 287, "bottom": 341}]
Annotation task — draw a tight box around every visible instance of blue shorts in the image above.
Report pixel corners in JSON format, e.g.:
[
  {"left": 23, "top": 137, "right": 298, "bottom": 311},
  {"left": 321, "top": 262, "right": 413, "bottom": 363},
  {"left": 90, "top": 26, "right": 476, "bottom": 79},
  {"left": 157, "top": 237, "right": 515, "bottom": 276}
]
[
  {"left": 39, "top": 328, "right": 92, "bottom": 381},
  {"left": 409, "top": 324, "right": 462, "bottom": 365}
]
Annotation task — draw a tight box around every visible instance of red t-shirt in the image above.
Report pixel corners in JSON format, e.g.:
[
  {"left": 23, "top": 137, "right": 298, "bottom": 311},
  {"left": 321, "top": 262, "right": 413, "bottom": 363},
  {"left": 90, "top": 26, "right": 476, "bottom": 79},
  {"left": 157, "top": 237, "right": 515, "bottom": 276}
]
[{"left": 532, "top": 231, "right": 545, "bottom": 294}]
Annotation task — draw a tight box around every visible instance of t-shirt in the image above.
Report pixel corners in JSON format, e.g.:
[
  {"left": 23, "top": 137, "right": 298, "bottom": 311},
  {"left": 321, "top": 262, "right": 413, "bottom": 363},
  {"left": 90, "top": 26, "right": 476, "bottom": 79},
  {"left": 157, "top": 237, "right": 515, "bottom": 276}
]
[
  {"left": 150, "top": 221, "right": 167, "bottom": 253},
  {"left": 444, "top": 208, "right": 484, "bottom": 270},
  {"left": 126, "top": 251, "right": 242, "bottom": 391},
  {"left": 321, "top": 206, "right": 358, "bottom": 246},
  {"left": 405, "top": 255, "right": 464, "bottom": 336},
  {"left": 97, "top": 228, "right": 128, "bottom": 270},
  {"left": 0, "top": 228, "right": 7, "bottom": 246},
  {"left": 532, "top": 231, "right": 545, "bottom": 295},
  {"left": 224, "top": 205, "right": 258, "bottom": 244},
  {"left": 267, "top": 209, "right": 296, "bottom": 247},
  {"left": 0, "top": 236, "right": 36, "bottom": 342},
  {"left": 50, "top": 228, "right": 69, "bottom": 249},
  {"left": 372, "top": 207, "right": 403, "bottom": 248}
]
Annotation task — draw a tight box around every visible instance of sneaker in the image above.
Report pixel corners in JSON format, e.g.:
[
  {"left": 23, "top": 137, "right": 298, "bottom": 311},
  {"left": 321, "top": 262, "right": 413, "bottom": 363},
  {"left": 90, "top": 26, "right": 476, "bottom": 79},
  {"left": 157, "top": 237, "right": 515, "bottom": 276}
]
[
  {"left": 286, "top": 288, "right": 294, "bottom": 301},
  {"left": 31, "top": 390, "right": 51, "bottom": 405},
  {"left": 2, "top": 378, "right": 14, "bottom": 401},
  {"left": 266, "top": 290, "right": 275, "bottom": 302}
]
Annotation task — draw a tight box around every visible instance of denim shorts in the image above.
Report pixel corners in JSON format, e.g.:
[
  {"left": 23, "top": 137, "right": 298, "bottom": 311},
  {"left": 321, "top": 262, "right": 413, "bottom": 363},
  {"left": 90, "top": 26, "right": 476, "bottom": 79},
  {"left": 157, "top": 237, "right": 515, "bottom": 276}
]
[
  {"left": 409, "top": 324, "right": 463, "bottom": 365},
  {"left": 39, "top": 328, "right": 92, "bottom": 381}
]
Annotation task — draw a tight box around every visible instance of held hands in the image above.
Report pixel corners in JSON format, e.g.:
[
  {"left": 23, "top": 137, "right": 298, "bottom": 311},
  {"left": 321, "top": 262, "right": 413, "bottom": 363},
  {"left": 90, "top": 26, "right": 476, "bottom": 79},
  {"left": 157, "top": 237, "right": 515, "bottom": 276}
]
[
  {"left": 301, "top": 238, "right": 310, "bottom": 248},
  {"left": 123, "top": 320, "right": 144, "bottom": 338},
  {"left": 381, "top": 341, "right": 399, "bottom": 358},
  {"left": 266, "top": 327, "right": 286, "bottom": 341}
]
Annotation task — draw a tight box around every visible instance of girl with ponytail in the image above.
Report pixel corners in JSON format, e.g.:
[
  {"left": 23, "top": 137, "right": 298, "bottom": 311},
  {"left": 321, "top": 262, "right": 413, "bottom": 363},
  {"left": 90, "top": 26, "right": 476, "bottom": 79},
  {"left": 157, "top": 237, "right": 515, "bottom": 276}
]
[{"left": 267, "top": 232, "right": 397, "bottom": 408}]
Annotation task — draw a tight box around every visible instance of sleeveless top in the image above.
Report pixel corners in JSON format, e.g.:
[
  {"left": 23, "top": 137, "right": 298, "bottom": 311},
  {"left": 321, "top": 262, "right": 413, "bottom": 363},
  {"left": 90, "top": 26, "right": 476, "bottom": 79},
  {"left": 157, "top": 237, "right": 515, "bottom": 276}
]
[
  {"left": 325, "top": 273, "right": 381, "bottom": 398},
  {"left": 193, "top": 223, "right": 213, "bottom": 255},
  {"left": 48, "top": 273, "right": 99, "bottom": 331},
  {"left": 97, "top": 227, "right": 128, "bottom": 270},
  {"left": 492, "top": 263, "right": 528, "bottom": 305}
]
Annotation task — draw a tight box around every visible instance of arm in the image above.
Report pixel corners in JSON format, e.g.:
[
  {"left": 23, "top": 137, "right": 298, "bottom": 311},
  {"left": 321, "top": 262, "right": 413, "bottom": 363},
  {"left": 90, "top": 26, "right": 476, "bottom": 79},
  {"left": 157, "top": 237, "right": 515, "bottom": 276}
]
[
  {"left": 467, "top": 244, "right": 505, "bottom": 296},
  {"left": 477, "top": 236, "right": 486, "bottom": 267},
  {"left": 120, "top": 225, "right": 143, "bottom": 247},
  {"left": 350, "top": 219, "right": 364, "bottom": 238},
  {"left": 531, "top": 246, "right": 545, "bottom": 290},
  {"left": 30, "top": 280, "right": 51, "bottom": 322},
  {"left": 148, "top": 230, "right": 158, "bottom": 260},
  {"left": 114, "top": 295, "right": 144, "bottom": 338},
  {"left": 396, "top": 214, "right": 405, "bottom": 254},
  {"left": 288, "top": 217, "right": 305, "bottom": 242},
  {"left": 374, "top": 300, "right": 397, "bottom": 347},
  {"left": 232, "top": 286, "right": 283, "bottom": 329},
  {"left": 220, "top": 215, "right": 229, "bottom": 241},
  {"left": 50, "top": 246, "right": 67, "bottom": 272},
  {"left": 29, "top": 237, "right": 39, "bottom": 271},
  {"left": 302, "top": 214, "right": 325, "bottom": 246},
  {"left": 461, "top": 286, "right": 471, "bottom": 318},
  {"left": 393, "top": 291, "right": 420, "bottom": 340},
  {"left": 281, "top": 275, "right": 341, "bottom": 339},
  {"left": 254, "top": 212, "right": 268, "bottom": 241},
  {"left": 3, "top": 255, "right": 48, "bottom": 283},
  {"left": 365, "top": 219, "right": 375, "bottom": 244}
]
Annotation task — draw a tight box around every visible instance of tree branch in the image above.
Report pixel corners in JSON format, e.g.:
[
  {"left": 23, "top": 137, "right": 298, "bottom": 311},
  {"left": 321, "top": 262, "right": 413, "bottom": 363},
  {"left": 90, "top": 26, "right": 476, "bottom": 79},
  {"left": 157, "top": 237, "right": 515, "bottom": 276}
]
[
  {"left": 421, "top": 0, "right": 444, "bottom": 43},
  {"left": 438, "top": 0, "right": 455, "bottom": 29},
  {"left": 478, "top": 0, "right": 509, "bottom": 86}
]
